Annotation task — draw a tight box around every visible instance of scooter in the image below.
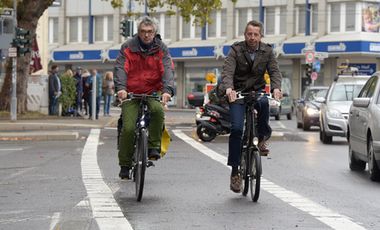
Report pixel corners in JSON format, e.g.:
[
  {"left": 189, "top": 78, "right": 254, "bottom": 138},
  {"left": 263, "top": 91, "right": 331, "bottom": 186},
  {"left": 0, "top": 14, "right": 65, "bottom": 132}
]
[{"left": 196, "top": 102, "right": 230, "bottom": 142}]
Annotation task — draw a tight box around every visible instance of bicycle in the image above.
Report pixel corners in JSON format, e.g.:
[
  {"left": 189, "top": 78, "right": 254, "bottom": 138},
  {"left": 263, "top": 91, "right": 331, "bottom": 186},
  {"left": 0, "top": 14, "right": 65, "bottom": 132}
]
[
  {"left": 121, "top": 93, "right": 161, "bottom": 201},
  {"left": 238, "top": 91, "right": 269, "bottom": 202}
]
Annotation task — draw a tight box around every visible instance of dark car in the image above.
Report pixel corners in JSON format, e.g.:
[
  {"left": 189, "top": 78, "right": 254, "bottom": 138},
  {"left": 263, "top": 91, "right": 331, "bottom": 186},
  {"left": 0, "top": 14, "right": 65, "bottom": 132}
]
[{"left": 296, "top": 86, "right": 328, "bottom": 130}]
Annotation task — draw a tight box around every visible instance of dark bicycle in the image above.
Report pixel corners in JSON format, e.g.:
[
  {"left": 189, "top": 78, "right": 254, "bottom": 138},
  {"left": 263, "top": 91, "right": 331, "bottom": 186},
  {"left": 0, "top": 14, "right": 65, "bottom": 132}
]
[
  {"left": 238, "top": 91, "right": 269, "bottom": 202},
  {"left": 121, "top": 93, "right": 160, "bottom": 201}
]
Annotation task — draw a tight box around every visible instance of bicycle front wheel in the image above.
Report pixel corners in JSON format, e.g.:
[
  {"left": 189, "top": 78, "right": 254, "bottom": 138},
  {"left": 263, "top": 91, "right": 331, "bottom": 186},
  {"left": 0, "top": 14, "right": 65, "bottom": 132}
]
[
  {"left": 135, "top": 128, "right": 148, "bottom": 202},
  {"left": 240, "top": 147, "right": 249, "bottom": 196},
  {"left": 250, "top": 150, "right": 261, "bottom": 202}
]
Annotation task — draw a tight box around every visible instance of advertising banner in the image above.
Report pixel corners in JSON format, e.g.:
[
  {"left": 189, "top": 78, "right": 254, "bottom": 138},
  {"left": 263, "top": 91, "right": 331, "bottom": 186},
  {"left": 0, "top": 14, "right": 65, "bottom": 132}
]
[{"left": 362, "top": 4, "right": 380, "bottom": 32}]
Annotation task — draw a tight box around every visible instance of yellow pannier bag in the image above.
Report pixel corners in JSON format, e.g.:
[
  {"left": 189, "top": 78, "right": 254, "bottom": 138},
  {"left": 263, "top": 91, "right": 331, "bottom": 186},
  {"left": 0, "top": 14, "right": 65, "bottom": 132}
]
[{"left": 160, "top": 127, "right": 171, "bottom": 157}]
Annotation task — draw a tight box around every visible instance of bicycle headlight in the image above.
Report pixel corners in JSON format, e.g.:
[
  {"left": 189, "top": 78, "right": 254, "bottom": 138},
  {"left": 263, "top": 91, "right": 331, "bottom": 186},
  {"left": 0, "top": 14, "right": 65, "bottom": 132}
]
[
  {"left": 253, "top": 137, "right": 259, "bottom": 145},
  {"left": 140, "top": 120, "right": 146, "bottom": 126},
  {"left": 327, "top": 109, "right": 343, "bottom": 119}
]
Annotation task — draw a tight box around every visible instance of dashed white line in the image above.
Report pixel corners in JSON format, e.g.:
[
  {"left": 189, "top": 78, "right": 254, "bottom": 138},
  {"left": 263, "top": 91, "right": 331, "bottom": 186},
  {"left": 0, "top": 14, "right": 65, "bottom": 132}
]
[
  {"left": 81, "top": 129, "right": 133, "bottom": 230},
  {"left": 172, "top": 129, "right": 366, "bottom": 230}
]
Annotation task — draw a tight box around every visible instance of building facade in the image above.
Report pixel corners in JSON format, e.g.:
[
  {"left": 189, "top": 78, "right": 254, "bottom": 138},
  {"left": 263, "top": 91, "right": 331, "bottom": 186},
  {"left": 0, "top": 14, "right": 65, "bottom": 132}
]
[{"left": 47, "top": 0, "right": 380, "bottom": 108}]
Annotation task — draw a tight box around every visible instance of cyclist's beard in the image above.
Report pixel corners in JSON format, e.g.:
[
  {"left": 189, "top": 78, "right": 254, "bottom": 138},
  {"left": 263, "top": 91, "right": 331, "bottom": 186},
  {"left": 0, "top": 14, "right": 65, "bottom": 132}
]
[{"left": 246, "top": 40, "right": 258, "bottom": 51}]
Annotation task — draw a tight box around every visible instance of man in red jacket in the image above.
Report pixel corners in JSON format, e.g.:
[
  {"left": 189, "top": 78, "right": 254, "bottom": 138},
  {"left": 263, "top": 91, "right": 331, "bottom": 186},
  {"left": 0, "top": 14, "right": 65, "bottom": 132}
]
[{"left": 114, "top": 16, "right": 175, "bottom": 179}]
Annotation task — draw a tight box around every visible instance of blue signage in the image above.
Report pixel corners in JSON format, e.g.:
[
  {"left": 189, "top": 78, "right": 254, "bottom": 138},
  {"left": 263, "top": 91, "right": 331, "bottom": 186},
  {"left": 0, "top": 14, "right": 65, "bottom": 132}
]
[
  {"left": 108, "top": 49, "right": 120, "bottom": 60},
  {"left": 283, "top": 43, "right": 306, "bottom": 55},
  {"left": 315, "top": 41, "right": 380, "bottom": 53},
  {"left": 52, "top": 50, "right": 102, "bottom": 62},
  {"left": 313, "top": 60, "right": 321, "bottom": 72},
  {"left": 169, "top": 46, "right": 216, "bottom": 58},
  {"left": 349, "top": 63, "right": 377, "bottom": 75}
]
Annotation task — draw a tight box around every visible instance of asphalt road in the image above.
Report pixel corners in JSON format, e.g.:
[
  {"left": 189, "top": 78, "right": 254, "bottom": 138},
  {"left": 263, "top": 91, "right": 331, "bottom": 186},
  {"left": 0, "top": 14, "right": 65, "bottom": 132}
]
[{"left": 0, "top": 117, "right": 379, "bottom": 230}]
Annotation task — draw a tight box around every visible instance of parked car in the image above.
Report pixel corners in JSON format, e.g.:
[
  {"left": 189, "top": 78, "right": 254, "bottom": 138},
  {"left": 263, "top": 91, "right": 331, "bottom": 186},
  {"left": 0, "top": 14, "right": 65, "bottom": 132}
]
[
  {"left": 295, "top": 86, "right": 328, "bottom": 130},
  {"left": 347, "top": 72, "right": 380, "bottom": 181},
  {"left": 269, "top": 78, "right": 293, "bottom": 120},
  {"left": 319, "top": 74, "right": 370, "bottom": 144}
]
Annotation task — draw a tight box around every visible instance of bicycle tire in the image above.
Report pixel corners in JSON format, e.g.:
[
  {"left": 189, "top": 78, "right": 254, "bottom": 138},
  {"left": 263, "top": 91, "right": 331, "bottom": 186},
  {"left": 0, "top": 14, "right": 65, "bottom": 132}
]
[
  {"left": 135, "top": 128, "right": 148, "bottom": 202},
  {"left": 250, "top": 150, "right": 261, "bottom": 202},
  {"left": 241, "top": 147, "right": 249, "bottom": 196}
]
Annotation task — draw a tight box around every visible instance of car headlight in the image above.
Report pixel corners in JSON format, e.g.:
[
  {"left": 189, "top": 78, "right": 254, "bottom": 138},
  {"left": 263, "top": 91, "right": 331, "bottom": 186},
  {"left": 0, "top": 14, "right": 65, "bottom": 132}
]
[
  {"left": 306, "top": 107, "right": 319, "bottom": 116},
  {"left": 327, "top": 109, "right": 343, "bottom": 119}
]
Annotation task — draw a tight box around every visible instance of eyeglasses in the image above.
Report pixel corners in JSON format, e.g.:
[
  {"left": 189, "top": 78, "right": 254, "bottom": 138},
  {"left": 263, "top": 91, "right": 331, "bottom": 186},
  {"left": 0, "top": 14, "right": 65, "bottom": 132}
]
[{"left": 139, "top": 29, "right": 154, "bottom": 36}]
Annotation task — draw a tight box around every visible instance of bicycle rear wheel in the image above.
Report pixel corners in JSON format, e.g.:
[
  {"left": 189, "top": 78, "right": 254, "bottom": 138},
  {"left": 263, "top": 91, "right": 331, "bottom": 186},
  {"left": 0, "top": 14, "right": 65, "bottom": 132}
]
[
  {"left": 250, "top": 150, "right": 261, "bottom": 202},
  {"left": 135, "top": 128, "right": 148, "bottom": 202}
]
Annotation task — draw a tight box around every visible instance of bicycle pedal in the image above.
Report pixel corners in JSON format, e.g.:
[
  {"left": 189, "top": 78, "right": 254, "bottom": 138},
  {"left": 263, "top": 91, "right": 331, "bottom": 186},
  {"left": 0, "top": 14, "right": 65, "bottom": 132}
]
[{"left": 147, "top": 161, "right": 155, "bottom": 167}]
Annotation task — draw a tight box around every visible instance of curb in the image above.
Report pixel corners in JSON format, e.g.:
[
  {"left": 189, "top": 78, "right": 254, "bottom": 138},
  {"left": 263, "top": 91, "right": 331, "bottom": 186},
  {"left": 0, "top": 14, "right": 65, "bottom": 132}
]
[{"left": 0, "top": 131, "right": 79, "bottom": 141}]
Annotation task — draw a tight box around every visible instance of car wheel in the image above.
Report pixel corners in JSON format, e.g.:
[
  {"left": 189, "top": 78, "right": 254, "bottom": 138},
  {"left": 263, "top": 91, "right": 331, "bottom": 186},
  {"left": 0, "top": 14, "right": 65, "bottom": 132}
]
[
  {"left": 297, "top": 122, "right": 302, "bottom": 128},
  {"left": 348, "top": 142, "right": 365, "bottom": 171},
  {"left": 275, "top": 114, "right": 280, "bottom": 120},
  {"left": 303, "top": 116, "right": 310, "bottom": 131},
  {"left": 368, "top": 136, "right": 380, "bottom": 181},
  {"left": 287, "top": 112, "right": 292, "bottom": 120},
  {"left": 320, "top": 122, "right": 332, "bottom": 144}
]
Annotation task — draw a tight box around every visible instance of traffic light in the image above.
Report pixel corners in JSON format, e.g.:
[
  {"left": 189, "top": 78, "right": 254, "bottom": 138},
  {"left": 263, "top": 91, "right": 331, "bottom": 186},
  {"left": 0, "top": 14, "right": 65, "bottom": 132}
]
[
  {"left": 305, "top": 63, "right": 313, "bottom": 79},
  {"left": 120, "top": 19, "right": 133, "bottom": 38},
  {"left": 11, "top": 27, "right": 32, "bottom": 56}
]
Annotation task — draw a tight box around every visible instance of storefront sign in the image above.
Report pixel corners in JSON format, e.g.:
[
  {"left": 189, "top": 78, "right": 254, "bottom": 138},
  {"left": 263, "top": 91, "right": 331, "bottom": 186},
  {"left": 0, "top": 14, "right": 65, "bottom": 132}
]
[
  {"left": 327, "top": 43, "right": 346, "bottom": 52},
  {"left": 316, "top": 41, "right": 380, "bottom": 53},
  {"left": 283, "top": 43, "right": 306, "bottom": 55},
  {"left": 349, "top": 63, "right": 377, "bottom": 75},
  {"left": 369, "top": 43, "right": 380, "bottom": 52},
  {"left": 52, "top": 50, "right": 102, "bottom": 62}
]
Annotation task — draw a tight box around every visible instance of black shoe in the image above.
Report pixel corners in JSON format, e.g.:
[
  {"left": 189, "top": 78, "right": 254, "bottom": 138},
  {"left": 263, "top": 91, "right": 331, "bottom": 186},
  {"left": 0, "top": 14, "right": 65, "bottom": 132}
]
[
  {"left": 148, "top": 149, "right": 161, "bottom": 160},
  {"left": 119, "top": 166, "right": 131, "bottom": 179}
]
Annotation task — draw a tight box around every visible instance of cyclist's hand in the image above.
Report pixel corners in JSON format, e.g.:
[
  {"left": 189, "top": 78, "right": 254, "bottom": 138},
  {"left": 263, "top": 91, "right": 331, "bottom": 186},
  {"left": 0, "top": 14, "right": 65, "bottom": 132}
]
[
  {"left": 161, "top": 93, "right": 171, "bottom": 107},
  {"left": 117, "top": 90, "right": 128, "bottom": 100},
  {"left": 226, "top": 88, "right": 237, "bottom": 102},
  {"left": 273, "top": 88, "right": 282, "bottom": 100}
]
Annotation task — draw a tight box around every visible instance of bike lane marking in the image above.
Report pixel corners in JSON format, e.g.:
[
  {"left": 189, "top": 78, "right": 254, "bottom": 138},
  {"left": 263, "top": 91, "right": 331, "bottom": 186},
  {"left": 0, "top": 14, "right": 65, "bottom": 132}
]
[
  {"left": 172, "top": 129, "right": 366, "bottom": 230},
  {"left": 81, "top": 129, "right": 133, "bottom": 230}
]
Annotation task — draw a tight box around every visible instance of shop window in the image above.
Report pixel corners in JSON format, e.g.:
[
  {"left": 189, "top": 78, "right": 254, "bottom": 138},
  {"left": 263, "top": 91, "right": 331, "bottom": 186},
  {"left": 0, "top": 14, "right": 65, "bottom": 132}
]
[
  {"left": 330, "top": 3, "right": 341, "bottom": 32},
  {"left": 221, "top": 9, "right": 227, "bottom": 37},
  {"left": 107, "top": 16, "right": 113, "bottom": 41},
  {"left": 265, "top": 7, "right": 275, "bottom": 35},
  {"left": 48, "top": 17, "right": 58, "bottom": 43},
  {"left": 346, "top": 2, "right": 356, "bottom": 31},
  {"left": 69, "top": 17, "right": 78, "bottom": 42}
]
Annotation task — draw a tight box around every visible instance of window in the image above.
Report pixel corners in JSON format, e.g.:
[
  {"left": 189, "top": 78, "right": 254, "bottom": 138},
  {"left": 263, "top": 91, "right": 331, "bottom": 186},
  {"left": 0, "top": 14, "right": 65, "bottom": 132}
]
[
  {"left": 221, "top": 9, "right": 227, "bottom": 37},
  {"left": 48, "top": 17, "right": 58, "bottom": 43},
  {"left": 107, "top": 16, "right": 113, "bottom": 41},
  {"left": 330, "top": 3, "right": 341, "bottom": 32},
  {"left": 208, "top": 11, "right": 217, "bottom": 38},
  {"left": 330, "top": 84, "right": 364, "bottom": 101},
  {"left": 237, "top": 8, "right": 248, "bottom": 35},
  {"left": 265, "top": 7, "right": 275, "bottom": 35},
  {"left": 82, "top": 17, "right": 88, "bottom": 43},
  {"left": 95, "top": 16, "right": 104, "bottom": 41},
  {"left": 298, "top": 6, "right": 305, "bottom": 34},
  {"left": 252, "top": 8, "right": 260, "bottom": 21},
  {"left": 311, "top": 4, "right": 318, "bottom": 33},
  {"left": 69, "top": 17, "right": 78, "bottom": 42},
  {"left": 345, "top": 2, "right": 356, "bottom": 31},
  {"left": 164, "top": 14, "right": 171, "bottom": 39},
  {"left": 195, "top": 24, "right": 202, "bottom": 38},
  {"left": 280, "top": 6, "right": 287, "bottom": 34},
  {"left": 182, "top": 18, "right": 190, "bottom": 39}
]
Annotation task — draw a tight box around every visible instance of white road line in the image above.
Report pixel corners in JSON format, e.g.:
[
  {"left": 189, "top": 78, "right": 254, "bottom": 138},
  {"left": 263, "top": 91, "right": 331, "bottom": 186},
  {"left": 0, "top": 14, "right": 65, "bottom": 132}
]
[
  {"left": 0, "top": 148, "right": 23, "bottom": 151},
  {"left": 49, "top": 212, "right": 61, "bottom": 230},
  {"left": 172, "top": 129, "right": 366, "bottom": 230},
  {"left": 81, "top": 129, "right": 133, "bottom": 230}
]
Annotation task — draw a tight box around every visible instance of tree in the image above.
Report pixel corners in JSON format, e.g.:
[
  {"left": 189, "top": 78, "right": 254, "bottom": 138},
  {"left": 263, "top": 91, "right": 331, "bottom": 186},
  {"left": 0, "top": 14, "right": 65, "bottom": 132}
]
[{"left": 0, "top": 0, "right": 54, "bottom": 113}]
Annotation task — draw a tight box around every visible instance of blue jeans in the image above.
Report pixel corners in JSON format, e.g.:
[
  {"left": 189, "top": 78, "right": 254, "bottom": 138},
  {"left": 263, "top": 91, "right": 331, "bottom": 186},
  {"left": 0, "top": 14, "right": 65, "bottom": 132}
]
[
  {"left": 103, "top": 95, "right": 113, "bottom": 115},
  {"left": 228, "top": 96, "right": 272, "bottom": 167},
  {"left": 49, "top": 96, "right": 58, "bottom": 115}
]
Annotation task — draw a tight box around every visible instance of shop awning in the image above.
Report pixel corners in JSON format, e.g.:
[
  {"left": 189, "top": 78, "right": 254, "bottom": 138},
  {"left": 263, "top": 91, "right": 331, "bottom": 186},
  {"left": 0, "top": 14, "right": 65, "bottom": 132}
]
[
  {"left": 282, "top": 35, "right": 317, "bottom": 57},
  {"left": 51, "top": 43, "right": 112, "bottom": 62},
  {"left": 315, "top": 33, "right": 380, "bottom": 56}
]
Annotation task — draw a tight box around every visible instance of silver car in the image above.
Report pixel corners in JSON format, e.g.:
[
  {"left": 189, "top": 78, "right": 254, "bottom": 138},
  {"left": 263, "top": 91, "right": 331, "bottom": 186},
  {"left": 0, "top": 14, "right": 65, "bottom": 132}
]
[
  {"left": 319, "top": 75, "right": 370, "bottom": 144},
  {"left": 348, "top": 72, "right": 380, "bottom": 181}
]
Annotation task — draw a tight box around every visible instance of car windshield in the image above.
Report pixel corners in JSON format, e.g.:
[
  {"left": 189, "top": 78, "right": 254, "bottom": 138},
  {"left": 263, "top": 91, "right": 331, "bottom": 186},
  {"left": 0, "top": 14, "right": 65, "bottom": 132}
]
[
  {"left": 305, "top": 89, "right": 328, "bottom": 101},
  {"left": 330, "top": 84, "right": 364, "bottom": 101}
]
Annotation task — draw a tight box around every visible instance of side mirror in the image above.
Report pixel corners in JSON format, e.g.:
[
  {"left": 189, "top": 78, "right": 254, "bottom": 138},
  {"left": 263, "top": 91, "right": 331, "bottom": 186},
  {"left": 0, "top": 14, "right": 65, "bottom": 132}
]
[
  {"left": 315, "top": 97, "right": 326, "bottom": 103},
  {"left": 353, "top": 97, "right": 370, "bottom": 108}
]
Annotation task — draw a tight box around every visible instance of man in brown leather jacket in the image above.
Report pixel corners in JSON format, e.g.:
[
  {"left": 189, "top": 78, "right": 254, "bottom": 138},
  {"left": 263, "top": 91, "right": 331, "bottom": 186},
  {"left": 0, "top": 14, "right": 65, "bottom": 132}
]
[{"left": 218, "top": 20, "right": 282, "bottom": 193}]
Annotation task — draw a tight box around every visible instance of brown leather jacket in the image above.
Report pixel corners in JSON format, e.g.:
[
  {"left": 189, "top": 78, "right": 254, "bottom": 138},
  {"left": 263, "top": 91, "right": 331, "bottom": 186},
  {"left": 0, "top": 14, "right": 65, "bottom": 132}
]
[{"left": 219, "top": 41, "right": 282, "bottom": 95}]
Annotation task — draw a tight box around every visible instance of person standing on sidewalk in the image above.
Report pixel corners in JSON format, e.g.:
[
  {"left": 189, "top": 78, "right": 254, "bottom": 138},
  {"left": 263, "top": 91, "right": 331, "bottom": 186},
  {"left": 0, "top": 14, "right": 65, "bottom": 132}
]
[
  {"left": 48, "top": 65, "right": 61, "bottom": 116},
  {"left": 114, "top": 16, "right": 174, "bottom": 179},
  {"left": 73, "top": 67, "right": 83, "bottom": 117},
  {"left": 86, "top": 69, "right": 102, "bottom": 119},
  {"left": 218, "top": 20, "right": 282, "bottom": 193},
  {"left": 103, "top": 71, "right": 115, "bottom": 117}
]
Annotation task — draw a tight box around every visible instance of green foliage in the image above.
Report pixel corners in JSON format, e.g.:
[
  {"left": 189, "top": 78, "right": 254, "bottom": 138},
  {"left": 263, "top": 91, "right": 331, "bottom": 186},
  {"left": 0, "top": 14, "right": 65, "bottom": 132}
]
[
  {"left": 102, "top": 0, "right": 236, "bottom": 26},
  {"left": 58, "top": 73, "right": 76, "bottom": 114}
]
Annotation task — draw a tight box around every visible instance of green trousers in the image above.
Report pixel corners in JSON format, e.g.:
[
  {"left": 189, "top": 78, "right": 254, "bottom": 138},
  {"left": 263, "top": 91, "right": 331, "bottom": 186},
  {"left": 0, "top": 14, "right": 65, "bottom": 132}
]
[{"left": 118, "top": 99, "right": 164, "bottom": 167}]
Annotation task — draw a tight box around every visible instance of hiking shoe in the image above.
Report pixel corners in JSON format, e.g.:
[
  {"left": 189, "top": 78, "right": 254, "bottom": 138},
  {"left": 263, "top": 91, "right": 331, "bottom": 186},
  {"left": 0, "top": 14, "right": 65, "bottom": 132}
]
[
  {"left": 230, "top": 174, "right": 242, "bottom": 193},
  {"left": 258, "top": 140, "right": 270, "bottom": 156},
  {"left": 148, "top": 149, "right": 161, "bottom": 160},
  {"left": 119, "top": 166, "right": 131, "bottom": 179}
]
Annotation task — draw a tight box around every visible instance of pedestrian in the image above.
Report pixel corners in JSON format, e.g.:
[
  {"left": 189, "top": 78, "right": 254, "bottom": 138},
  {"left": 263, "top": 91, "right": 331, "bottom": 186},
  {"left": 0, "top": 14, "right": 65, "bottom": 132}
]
[
  {"left": 114, "top": 15, "right": 175, "bottom": 179},
  {"left": 48, "top": 65, "right": 61, "bottom": 116},
  {"left": 86, "top": 69, "right": 102, "bottom": 119},
  {"left": 82, "top": 69, "right": 90, "bottom": 115},
  {"left": 103, "top": 71, "right": 115, "bottom": 116},
  {"left": 218, "top": 20, "right": 282, "bottom": 193},
  {"left": 73, "top": 67, "right": 83, "bottom": 116}
]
